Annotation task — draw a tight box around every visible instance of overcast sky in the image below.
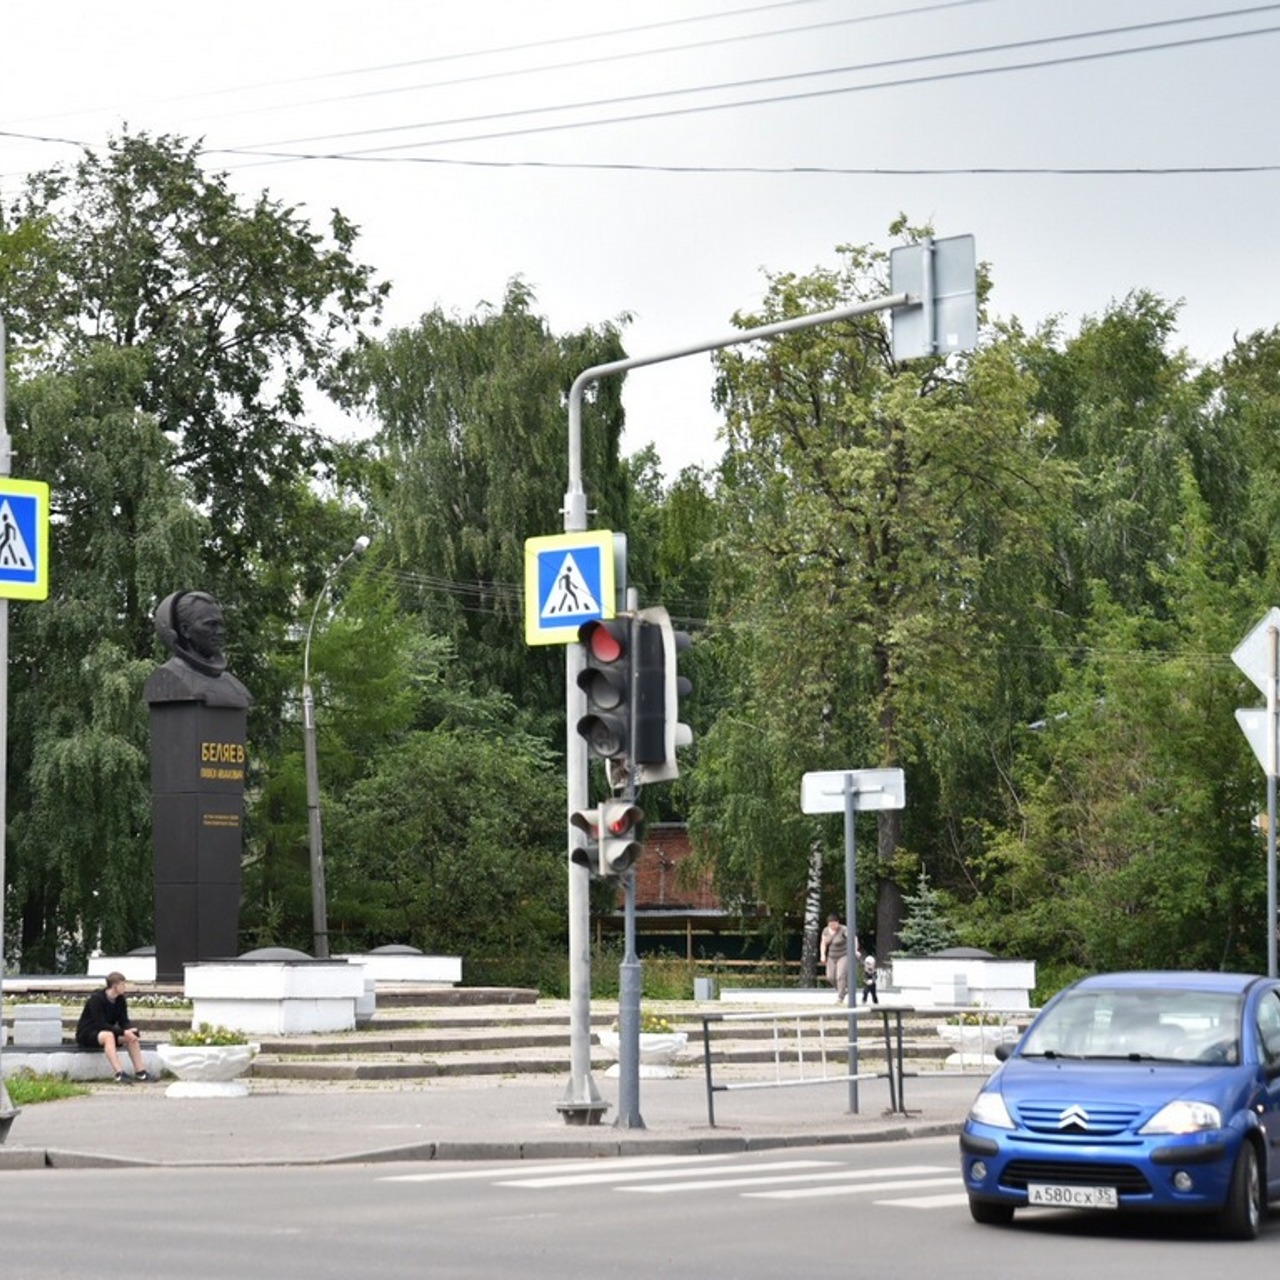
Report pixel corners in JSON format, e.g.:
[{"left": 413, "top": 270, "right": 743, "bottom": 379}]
[{"left": 2, "top": 0, "right": 1277, "bottom": 479}]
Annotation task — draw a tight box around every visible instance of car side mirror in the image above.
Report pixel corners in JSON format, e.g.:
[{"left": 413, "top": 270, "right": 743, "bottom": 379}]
[{"left": 994, "top": 1042, "right": 1013, "bottom": 1062}]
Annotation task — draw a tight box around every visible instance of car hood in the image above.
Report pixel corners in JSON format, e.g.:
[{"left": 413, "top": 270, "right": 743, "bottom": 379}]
[{"left": 989, "top": 1056, "right": 1253, "bottom": 1114}]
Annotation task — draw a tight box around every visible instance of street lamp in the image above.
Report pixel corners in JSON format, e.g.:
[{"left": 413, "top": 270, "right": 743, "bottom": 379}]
[{"left": 303, "top": 534, "right": 370, "bottom": 958}]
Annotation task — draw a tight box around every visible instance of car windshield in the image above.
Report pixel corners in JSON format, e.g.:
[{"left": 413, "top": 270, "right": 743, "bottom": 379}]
[{"left": 1019, "top": 986, "right": 1243, "bottom": 1065}]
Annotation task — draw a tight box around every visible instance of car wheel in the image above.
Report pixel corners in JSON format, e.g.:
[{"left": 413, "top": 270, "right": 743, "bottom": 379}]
[
  {"left": 968, "top": 1197, "right": 1015, "bottom": 1226},
  {"left": 1217, "top": 1140, "right": 1263, "bottom": 1240}
]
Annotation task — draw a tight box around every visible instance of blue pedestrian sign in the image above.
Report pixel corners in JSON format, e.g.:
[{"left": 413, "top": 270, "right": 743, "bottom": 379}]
[
  {"left": 524, "top": 530, "right": 616, "bottom": 646},
  {"left": 0, "top": 479, "right": 49, "bottom": 601}
]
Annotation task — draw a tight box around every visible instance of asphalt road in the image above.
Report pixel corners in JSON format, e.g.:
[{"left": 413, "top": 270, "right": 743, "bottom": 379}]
[{"left": 1, "top": 1135, "right": 1271, "bottom": 1280}]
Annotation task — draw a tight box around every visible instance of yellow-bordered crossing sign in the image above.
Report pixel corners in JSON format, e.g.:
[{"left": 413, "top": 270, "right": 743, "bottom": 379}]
[
  {"left": 524, "top": 530, "right": 615, "bottom": 646},
  {"left": 0, "top": 479, "right": 49, "bottom": 601}
]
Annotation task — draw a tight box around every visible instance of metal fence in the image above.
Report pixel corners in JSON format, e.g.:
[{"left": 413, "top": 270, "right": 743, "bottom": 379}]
[{"left": 697, "top": 1005, "right": 912, "bottom": 1126}]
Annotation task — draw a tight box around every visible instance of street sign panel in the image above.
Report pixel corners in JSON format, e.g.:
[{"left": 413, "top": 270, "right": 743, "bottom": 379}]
[
  {"left": 801, "top": 767, "right": 905, "bottom": 815},
  {"left": 1233, "top": 607, "right": 1280, "bottom": 697},
  {"left": 890, "top": 235, "right": 977, "bottom": 363},
  {"left": 1236, "top": 709, "right": 1276, "bottom": 776},
  {"left": 0, "top": 478, "right": 49, "bottom": 601},
  {"left": 524, "top": 530, "right": 616, "bottom": 646}
]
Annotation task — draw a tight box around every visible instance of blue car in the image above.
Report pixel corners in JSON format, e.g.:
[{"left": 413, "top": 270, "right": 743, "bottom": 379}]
[{"left": 960, "top": 971, "right": 1280, "bottom": 1239}]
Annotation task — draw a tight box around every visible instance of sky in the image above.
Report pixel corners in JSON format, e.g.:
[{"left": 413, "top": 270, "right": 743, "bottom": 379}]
[{"left": 2, "top": 0, "right": 1278, "bottom": 480}]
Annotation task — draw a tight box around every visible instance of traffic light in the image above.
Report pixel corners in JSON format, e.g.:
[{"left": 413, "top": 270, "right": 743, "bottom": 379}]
[
  {"left": 569, "top": 807, "right": 601, "bottom": 877},
  {"left": 576, "top": 617, "right": 631, "bottom": 762},
  {"left": 634, "top": 606, "right": 693, "bottom": 783},
  {"left": 632, "top": 618, "right": 665, "bottom": 766},
  {"left": 598, "top": 798, "right": 644, "bottom": 878}
]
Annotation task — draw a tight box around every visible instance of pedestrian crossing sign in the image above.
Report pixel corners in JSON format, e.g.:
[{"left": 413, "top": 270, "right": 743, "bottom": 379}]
[
  {"left": 524, "top": 530, "right": 616, "bottom": 646},
  {"left": 0, "top": 479, "right": 49, "bottom": 601}
]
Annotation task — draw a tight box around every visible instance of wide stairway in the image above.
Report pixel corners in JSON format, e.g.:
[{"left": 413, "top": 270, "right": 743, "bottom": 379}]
[{"left": 4, "top": 984, "right": 988, "bottom": 1083}]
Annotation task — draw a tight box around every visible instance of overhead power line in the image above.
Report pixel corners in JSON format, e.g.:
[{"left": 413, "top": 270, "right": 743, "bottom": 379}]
[{"left": 212, "top": 18, "right": 1280, "bottom": 164}]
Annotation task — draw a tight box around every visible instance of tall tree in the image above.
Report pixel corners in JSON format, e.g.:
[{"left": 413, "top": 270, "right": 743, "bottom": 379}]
[
  {"left": 4, "top": 348, "right": 204, "bottom": 965},
  {"left": 0, "top": 130, "right": 386, "bottom": 965},
  {"left": 694, "top": 228, "right": 1070, "bottom": 957},
  {"left": 1, "top": 129, "right": 388, "bottom": 729},
  {"left": 351, "top": 280, "right": 630, "bottom": 737}
]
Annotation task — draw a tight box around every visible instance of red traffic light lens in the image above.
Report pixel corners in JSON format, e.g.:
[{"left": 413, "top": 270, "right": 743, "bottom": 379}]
[{"left": 587, "top": 626, "right": 623, "bottom": 663}]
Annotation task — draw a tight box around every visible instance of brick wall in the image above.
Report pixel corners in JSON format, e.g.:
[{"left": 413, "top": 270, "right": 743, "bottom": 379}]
[{"left": 622, "top": 824, "right": 719, "bottom": 910}]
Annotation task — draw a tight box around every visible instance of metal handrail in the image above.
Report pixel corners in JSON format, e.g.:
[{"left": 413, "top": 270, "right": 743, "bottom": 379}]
[{"left": 699, "top": 1004, "right": 913, "bottom": 1127}]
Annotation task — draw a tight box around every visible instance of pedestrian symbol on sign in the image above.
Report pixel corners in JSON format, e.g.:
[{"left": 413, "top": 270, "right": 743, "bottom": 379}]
[
  {"left": 541, "top": 553, "right": 600, "bottom": 621},
  {"left": 0, "top": 500, "right": 35, "bottom": 571}
]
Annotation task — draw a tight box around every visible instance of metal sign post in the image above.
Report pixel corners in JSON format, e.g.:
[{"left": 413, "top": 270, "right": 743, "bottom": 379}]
[
  {"left": 1233, "top": 608, "right": 1280, "bottom": 978},
  {"left": 0, "top": 319, "right": 13, "bottom": 1135},
  {"left": 802, "top": 768, "right": 906, "bottom": 1113}
]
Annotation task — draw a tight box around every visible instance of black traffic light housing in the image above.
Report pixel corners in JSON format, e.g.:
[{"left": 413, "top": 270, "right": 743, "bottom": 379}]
[
  {"left": 633, "top": 605, "right": 693, "bottom": 784},
  {"left": 576, "top": 618, "right": 631, "bottom": 762},
  {"left": 569, "top": 806, "right": 602, "bottom": 877}
]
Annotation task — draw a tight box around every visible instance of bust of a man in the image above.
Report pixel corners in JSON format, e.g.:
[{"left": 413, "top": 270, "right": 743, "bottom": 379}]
[{"left": 143, "top": 591, "right": 252, "bottom": 707}]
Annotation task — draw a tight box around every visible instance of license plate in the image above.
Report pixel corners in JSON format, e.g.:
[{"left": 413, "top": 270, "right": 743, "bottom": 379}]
[{"left": 1028, "top": 1183, "right": 1118, "bottom": 1209}]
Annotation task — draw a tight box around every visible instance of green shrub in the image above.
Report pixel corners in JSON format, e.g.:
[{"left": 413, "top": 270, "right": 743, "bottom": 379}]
[{"left": 169, "top": 1023, "right": 248, "bottom": 1046}]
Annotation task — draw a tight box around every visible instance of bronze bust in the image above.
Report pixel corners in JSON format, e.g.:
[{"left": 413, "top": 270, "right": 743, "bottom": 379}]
[{"left": 143, "top": 591, "right": 251, "bottom": 708}]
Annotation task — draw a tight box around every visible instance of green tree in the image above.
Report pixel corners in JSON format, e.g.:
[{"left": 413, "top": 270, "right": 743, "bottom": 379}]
[
  {"left": 324, "top": 722, "right": 566, "bottom": 976},
  {"left": 0, "top": 130, "right": 386, "bottom": 966},
  {"left": 4, "top": 348, "right": 204, "bottom": 965},
  {"left": 1, "top": 129, "right": 388, "bottom": 727},
  {"left": 352, "top": 280, "right": 630, "bottom": 736},
  {"left": 694, "top": 227, "right": 1071, "bottom": 957},
  {"left": 895, "top": 868, "right": 959, "bottom": 956}
]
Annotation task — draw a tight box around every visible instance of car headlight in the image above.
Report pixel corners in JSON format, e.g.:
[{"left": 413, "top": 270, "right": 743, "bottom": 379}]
[
  {"left": 1139, "top": 1100, "right": 1222, "bottom": 1135},
  {"left": 968, "top": 1090, "right": 1015, "bottom": 1130}
]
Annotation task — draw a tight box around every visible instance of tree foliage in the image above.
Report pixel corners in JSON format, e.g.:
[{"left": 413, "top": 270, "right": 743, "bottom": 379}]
[{"left": 692, "top": 227, "right": 1071, "bottom": 957}]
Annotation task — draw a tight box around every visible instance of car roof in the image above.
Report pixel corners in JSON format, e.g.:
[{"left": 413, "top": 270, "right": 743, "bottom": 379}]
[{"left": 1071, "top": 971, "right": 1264, "bottom": 996}]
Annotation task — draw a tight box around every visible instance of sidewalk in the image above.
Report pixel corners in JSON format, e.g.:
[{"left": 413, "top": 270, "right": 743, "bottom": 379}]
[{"left": 0, "top": 1069, "right": 982, "bottom": 1170}]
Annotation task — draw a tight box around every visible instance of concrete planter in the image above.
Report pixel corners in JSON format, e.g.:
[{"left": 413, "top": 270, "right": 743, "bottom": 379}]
[
  {"left": 936, "top": 1022, "right": 1020, "bottom": 1070},
  {"left": 596, "top": 1029, "right": 689, "bottom": 1079},
  {"left": 157, "top": 1042, "right": 258, "bottom": 1097}
]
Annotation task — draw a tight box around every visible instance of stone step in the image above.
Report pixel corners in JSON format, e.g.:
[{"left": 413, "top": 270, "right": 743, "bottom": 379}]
[{"left": 3, "top": 989, "right": 1020, "bottom": 1083}]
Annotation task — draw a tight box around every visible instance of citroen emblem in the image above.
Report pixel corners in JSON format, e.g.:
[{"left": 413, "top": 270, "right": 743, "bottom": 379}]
[{"left": 1058, "top": 1104, "right": 1090, "bottom": 1130}]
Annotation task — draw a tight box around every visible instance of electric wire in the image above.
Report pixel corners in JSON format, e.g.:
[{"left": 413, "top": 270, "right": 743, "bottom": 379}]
[
  {"left": 222, "top": 6, "right": 1280, "bottom": 155},
  {"left": 212, "top": 20, "right": 1280, "bottom": 164}
]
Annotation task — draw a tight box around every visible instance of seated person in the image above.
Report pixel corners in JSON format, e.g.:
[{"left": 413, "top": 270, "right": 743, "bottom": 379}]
[{"left": 76, "top": 972, "right": 150, "bottom": 1083}]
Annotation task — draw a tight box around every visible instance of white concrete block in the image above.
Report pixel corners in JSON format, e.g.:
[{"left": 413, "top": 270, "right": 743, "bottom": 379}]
[
  {"left": 339, "top": 952, "right": 462, "bottom": 985},
  {"left": 87, "top": 953, "right": 157, "bottom": 982},
  {"left": 12, "top": 1004, "right": 64, "bottom": 1047}
]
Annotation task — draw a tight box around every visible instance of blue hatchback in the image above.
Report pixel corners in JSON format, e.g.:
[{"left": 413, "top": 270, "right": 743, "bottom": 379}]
[{"left": 960, "top": 971, "right": 1280, "bottom": 1239}]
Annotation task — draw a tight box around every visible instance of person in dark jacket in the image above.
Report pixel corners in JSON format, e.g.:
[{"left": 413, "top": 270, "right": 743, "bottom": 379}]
[{"left": 76, "top": 972, "right": 150, "bottom": 1083}]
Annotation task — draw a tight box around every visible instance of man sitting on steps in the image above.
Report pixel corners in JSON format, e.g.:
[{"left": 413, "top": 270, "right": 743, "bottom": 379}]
[{"left": 76, "top": 972, "right": 151, "bottom": 1084}]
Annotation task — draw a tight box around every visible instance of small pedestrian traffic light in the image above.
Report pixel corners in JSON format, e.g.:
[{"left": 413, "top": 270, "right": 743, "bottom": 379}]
[
  {"left": 569, "top": 807, "right": 602, "bottom": 877},
  {"left": 598, "top": 798, "right": 644, "bottom": 878},
  {"left": 576, "top": 617, "right": 632, "bottom": 763}
]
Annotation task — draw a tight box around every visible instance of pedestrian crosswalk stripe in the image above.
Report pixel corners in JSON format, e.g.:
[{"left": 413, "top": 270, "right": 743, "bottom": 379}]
[
  {"left": 623, "top": 1163, "right": 951, "bottom": 1196},
  {"left": 498, "top": 1159, "right": 831, "bottom": 1190},
  {"left": 381, "top": 1154, "right": 732, "bottom": 1184},
  {"left": 745, "top": 1174, "right": 960, "bottom": 1200},
  {"left": 881, "top": 1192, "right": 972, "bottom": 1209}
]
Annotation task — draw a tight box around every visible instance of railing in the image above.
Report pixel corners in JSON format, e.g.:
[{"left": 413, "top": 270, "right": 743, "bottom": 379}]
[{"left": 698, "top": 1005, "right": 913, "bottom": 1127}]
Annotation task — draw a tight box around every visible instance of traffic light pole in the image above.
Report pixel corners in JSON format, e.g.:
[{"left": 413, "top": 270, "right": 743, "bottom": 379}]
[
  {"left": 560, "top": 292, "right": 912, "bottom": 1124},
  {"left": 615, "top": 605, "right": 644, "bottom": 1129}
]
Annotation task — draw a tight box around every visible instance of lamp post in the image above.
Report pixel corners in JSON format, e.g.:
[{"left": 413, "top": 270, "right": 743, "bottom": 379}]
[{"left": 303, "top": 534, "right": 370, "bottom": 959}]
